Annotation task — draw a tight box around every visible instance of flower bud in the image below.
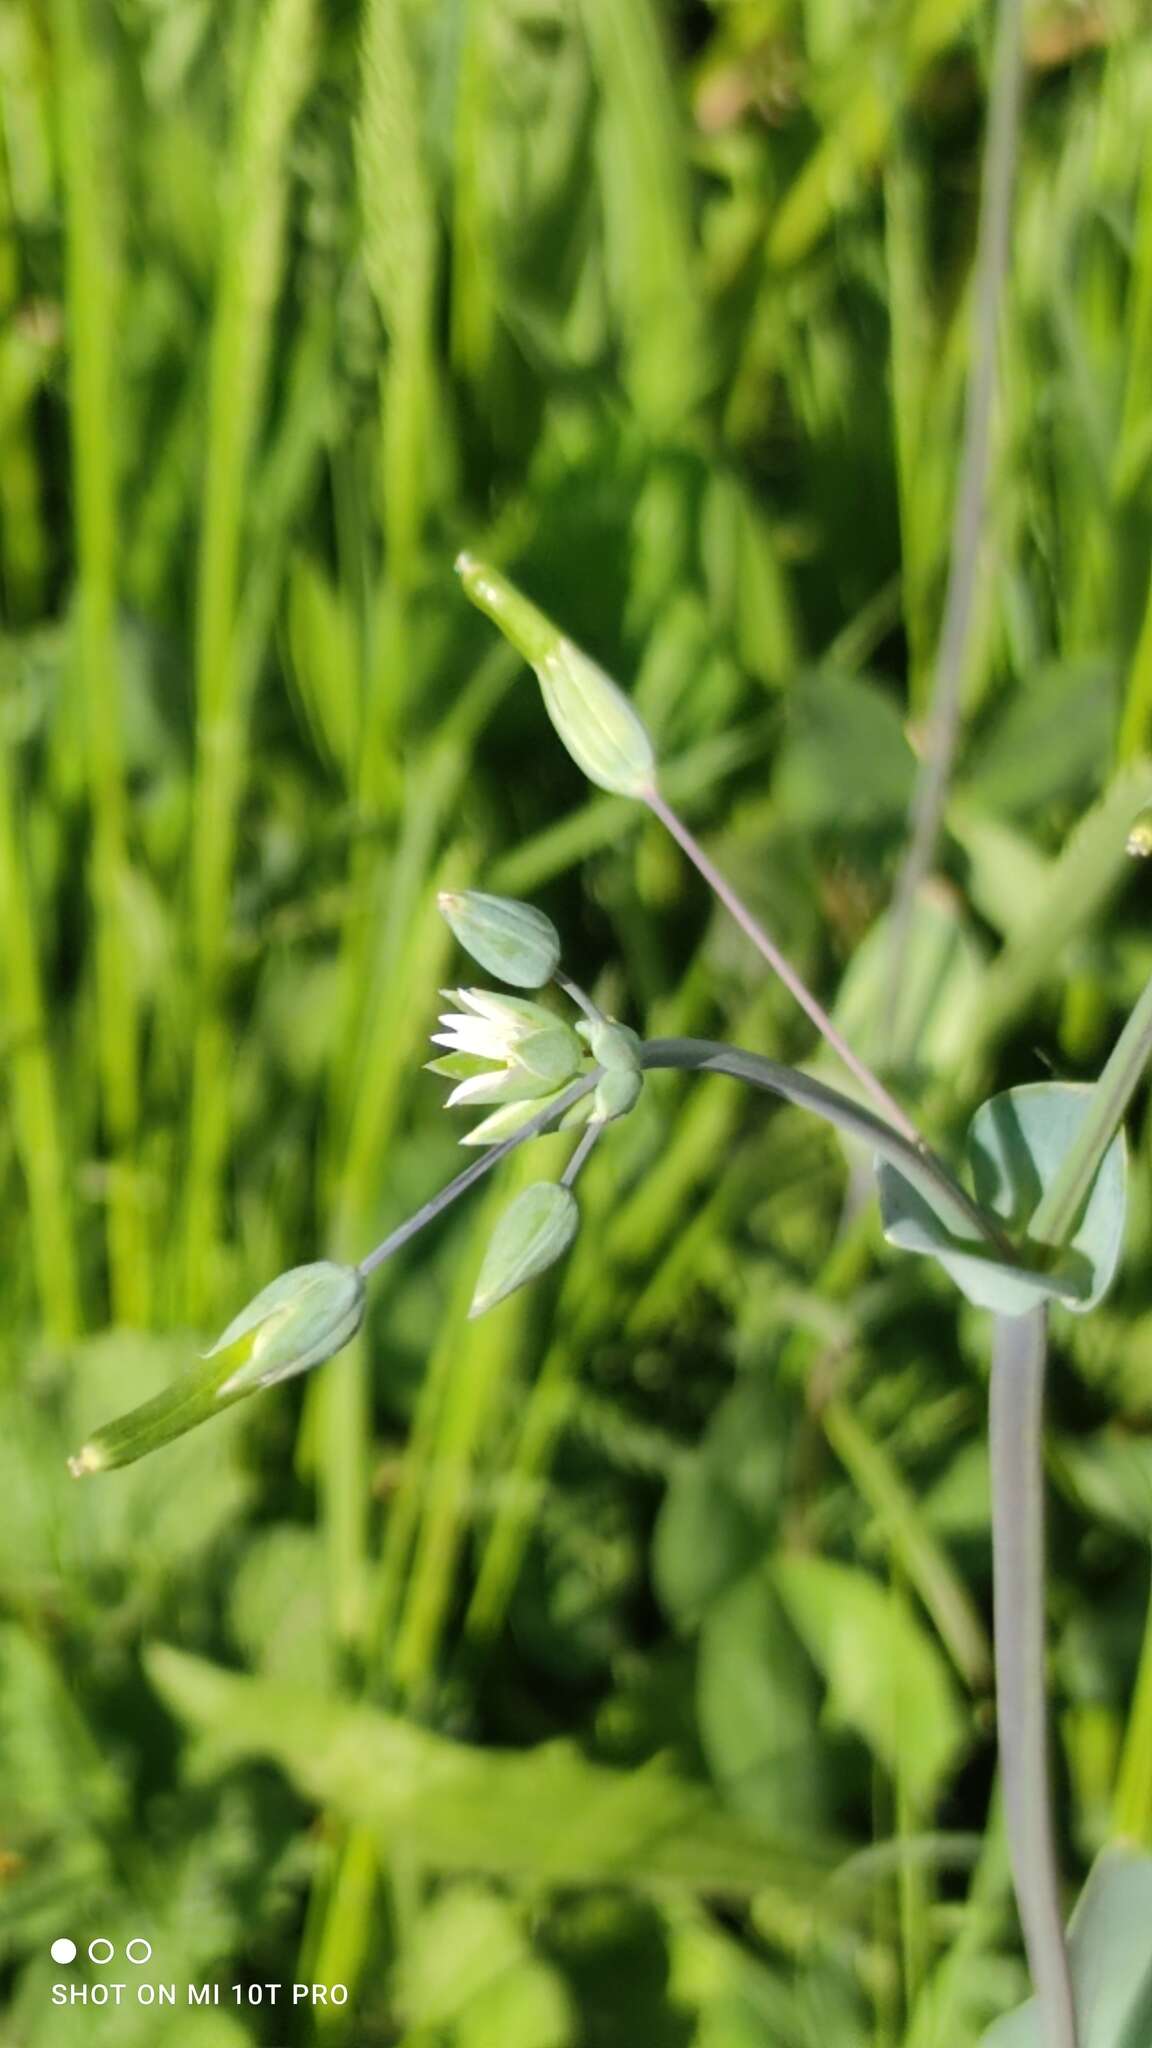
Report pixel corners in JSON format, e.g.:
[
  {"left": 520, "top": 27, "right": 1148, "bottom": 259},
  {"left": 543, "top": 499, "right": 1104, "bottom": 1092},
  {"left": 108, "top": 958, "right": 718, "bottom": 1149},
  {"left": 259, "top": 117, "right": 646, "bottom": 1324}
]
[
  {"left": 438, "top": 889, "right": 561, "bottom": 989},
  {"left": 469, "top": 1181, "right": 580, "bottom": 1318},
  {"left": 575, "top": 1017, "right": 644, "bottom": 1123},
  {"left": 586, "top": 1019, "right": 643, "bottom": 1073},
  {"left": 67, "top": 1262, "right": 365, "bottom": 1475},
  {"left": 593, "top": 1067, "right": 643, "bottom": 1123},
  {"left": 208, "top": 1261, "right": 366, "bottom": 1395},
  {"left": 455, "top": 554, "right": 657, "bottom": 798}
]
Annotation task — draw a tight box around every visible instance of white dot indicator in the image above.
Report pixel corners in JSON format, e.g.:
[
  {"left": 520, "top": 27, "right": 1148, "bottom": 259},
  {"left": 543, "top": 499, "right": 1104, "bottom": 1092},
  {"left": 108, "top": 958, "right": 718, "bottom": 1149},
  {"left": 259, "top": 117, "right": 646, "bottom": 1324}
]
[
  {"left": 126, "top": 1938, "right": 152, "bottom": 1965},
  {"left": 88, "top": 1938, "right": 115, "bottom": 1964},
  {"left": 50, "top": 1938, "right": 77, "bottom": 1965}
]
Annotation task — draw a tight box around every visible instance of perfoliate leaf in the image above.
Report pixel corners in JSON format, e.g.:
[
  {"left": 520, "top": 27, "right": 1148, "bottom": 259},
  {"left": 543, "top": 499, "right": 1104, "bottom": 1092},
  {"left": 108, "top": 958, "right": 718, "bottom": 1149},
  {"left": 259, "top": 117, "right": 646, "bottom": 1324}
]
[
  {"left": 878, "top": 1083, "right": 1128, "bottom": 1316},
  {"left": 980, "top": 1850, "right": 1152, "bottom": 2047}
]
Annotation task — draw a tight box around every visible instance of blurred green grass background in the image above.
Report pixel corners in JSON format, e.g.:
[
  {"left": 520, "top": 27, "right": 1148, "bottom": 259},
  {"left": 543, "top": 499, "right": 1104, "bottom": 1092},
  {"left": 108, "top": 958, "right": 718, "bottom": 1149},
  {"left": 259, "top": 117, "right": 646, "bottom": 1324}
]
[{"left": 3, "top": 0, "right": 1152, "bottom": 2041}]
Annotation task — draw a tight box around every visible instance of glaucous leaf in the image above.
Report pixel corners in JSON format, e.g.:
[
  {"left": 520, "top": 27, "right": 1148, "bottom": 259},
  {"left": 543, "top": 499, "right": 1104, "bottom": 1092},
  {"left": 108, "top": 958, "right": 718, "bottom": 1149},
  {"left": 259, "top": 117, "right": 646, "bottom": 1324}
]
[
  {"left": 878, "top": 1083, "right": 1127, "bottom": 1316},
  {"left": 980, "top": 1850, "right": 1152, "bottom": 2047}
]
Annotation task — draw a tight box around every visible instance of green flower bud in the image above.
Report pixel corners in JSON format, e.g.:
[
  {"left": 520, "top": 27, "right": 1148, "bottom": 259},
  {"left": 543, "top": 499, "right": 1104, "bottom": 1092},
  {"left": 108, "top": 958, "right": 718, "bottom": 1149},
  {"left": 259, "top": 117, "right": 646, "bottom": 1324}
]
[
  {"left": 575, "top": 1017, "right": 644, "bottom": 1122},
  {"left": 593, "top": 1067, "right": 643, "bottom": 1123},
  {"left": 455, "top": 554, "right": 657, "bottom": 798},
  {"left": 68, "top": 1262, "right": 365, "bottom": 1475},
  {"left": 469, "top": 1181, "right": 580, "bottom": 1319},
  {"left": 438, "top": 889, "right": 561, "bottom": 988},
  {"left": 207, "top": 1261, "right": 366, "bottom": 1396},
  {"left": 585, "top": 1019, "right": 643, "bottom": 1073}
]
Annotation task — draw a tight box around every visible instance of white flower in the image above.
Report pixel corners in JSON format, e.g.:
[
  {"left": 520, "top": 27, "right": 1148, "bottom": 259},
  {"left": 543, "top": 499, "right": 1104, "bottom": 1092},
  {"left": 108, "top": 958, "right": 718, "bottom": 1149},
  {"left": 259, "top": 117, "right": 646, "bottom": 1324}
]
[{"left": 428, "top": 988, "right": 585, "bottom": 1112}]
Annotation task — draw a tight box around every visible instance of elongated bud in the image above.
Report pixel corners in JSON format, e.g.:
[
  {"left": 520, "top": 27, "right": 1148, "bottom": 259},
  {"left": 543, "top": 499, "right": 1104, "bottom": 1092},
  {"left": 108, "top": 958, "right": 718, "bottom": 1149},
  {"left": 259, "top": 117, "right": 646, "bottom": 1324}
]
[
  {"left": 438, "top": 889, "right": 561, "bottom": 988},
  {"left": 68, "top": 1262, "right": 365, "bottom": 1475},
  {"left": 208, "top": 1262, "right": 366, "bottom": 1395},
  {"left": 455, "top": 553, "right": 657, "bottom": 798},
  {"left": 469, "top": 1181, "right": 579, "bottom": 1318},
  {"left": 1127, "top": 806, "right": 1152, "bottom": 857}
]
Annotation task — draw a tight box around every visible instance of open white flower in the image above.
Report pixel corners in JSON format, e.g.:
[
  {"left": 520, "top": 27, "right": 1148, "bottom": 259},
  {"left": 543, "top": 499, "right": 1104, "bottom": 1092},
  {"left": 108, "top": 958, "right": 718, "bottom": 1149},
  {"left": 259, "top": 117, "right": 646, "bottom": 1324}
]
[{"left": 428, "top": 988, "right": 586, "bottom": 1113}]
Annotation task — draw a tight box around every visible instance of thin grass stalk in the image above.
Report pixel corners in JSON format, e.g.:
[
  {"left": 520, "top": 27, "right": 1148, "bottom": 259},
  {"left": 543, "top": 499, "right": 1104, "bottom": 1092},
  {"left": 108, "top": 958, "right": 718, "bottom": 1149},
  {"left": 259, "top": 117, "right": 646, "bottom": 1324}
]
[
  {"left": 1029, "top": 963, "right": 1152, "bottom": 1249},
  {"left": 0, "top": 676, "right": 80, "bottom": 1340},
  {"left": 388, "top": 1153, "right": 539, "bottom": 1702},
  {"left": 181, "top": 0, "right": 316, "bottom": 1317},
  {"left": 1113, "top": 1552, "right": 1152, "bottom": 1844},
  {"left": 53, "top": 0, "right": 145, "bottom": 1321},
  {"left": 989, "top": 1307, "right": 1077, "bottom": 2047},
  {"left": 884, "top": 0, "right": 1025, "bottom": 1054},
  {"left": 0, "top": 121, "right": 47, "bottom": 620},
  {"left": 356, "top": 0, "right": 438, "bottom": 781}
]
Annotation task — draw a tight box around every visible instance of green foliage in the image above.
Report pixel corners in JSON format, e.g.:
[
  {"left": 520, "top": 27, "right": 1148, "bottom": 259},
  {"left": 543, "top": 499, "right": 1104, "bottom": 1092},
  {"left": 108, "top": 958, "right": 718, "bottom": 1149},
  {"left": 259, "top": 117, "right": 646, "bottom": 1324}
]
[
  {"left": 878, "top": 1083, "right": 1129, "bottom": 1314},
  {"left": 5, "top": 0, "right": 1152, "bottom": 2040},
  {"left": 981, "top": 1851, "right": 1152, "bottom": 2048}
]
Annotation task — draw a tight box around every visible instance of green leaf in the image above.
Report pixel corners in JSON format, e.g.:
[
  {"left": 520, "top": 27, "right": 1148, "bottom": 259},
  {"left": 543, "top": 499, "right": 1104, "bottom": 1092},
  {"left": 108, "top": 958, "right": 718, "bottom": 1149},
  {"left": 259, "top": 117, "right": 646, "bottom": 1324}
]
[
  {"left": 697, "top": 1570, "right": 824, "bottom": 1835},
  {"left": 980, "top": 1850, "right": 1152, "bottom": 2048},
  {"left": 773, "top": 1557, "right": 968, "bottom": 1810},
  {"left": 878, "top": 1083, "right": 1128, "bottom": 1315},
  {"left": 653, "top": 1376, "right": 789, "bottom": 1630},
  {"left": 399, "top": 1886, "right": 573, "bottom": 2048},
  {"left": 147, "top": 1646, "right": 835, "bottom": 1897},
  {"left": 772, "top": 674, "right": 916, "bottom": 827}
]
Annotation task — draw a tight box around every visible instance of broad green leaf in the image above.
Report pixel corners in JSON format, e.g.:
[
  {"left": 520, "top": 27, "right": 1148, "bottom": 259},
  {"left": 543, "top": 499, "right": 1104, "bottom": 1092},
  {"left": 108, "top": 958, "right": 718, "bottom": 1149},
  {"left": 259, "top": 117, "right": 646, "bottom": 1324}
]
[
  {"left": 772, "top": 673, "right": 915, "bottom": 827},
  {"left": 961, "top": 659, "right": 1116, "bottom": 818},
  {"left": 697, "top": 1570, "right": 825, "bottom": 1835},
  {"left": 147, "top": 1646, "right": 835, "bottom": 1898},
  {"left": 399, "top": 1886, "right": 573, "bottom": 2048},
  {"left": 980, "top": 1850, "right": 1152, "bottom": 2048},
  {"left": 828, "top": 882, "right": 987, "bottom": 1083},
  {"left": 773, "top": 1557, "right": 968, "bottom": 1810},
  {"left": 653, "top": 1375, "right": 789, "bottom": 1630},
  {"left": 878, "top": 1083, "right": 1128, "bottom": 1315}
]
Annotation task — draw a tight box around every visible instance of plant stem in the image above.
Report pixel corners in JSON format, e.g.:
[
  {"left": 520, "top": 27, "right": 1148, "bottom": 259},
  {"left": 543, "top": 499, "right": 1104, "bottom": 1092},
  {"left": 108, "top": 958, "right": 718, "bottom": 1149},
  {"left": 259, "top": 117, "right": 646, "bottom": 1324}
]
[
  {"left": 640, "top": 1038, "right": 1014, "bottom": 1256},
  {"left": 356, "top": 1074, "right": 597, "bottom": 1278},
  {"left": 645, "top": 787, "right": 924, "bottom": 1146},
  {"left": 562, "top": 1121, "right": 601, "bottom": 1187},
  {"left": 989, "top": 1307, "right": 1078, "bottom": 2048},
  {"left": 555, "top": 971, "right": 605, "bottom": 1026},
  {"left": 1028, "top": 967, "right": 1152, "bottom": 1250},
  {"left": 884, "top": 0, "right": 1024, "bottom": 1054}
]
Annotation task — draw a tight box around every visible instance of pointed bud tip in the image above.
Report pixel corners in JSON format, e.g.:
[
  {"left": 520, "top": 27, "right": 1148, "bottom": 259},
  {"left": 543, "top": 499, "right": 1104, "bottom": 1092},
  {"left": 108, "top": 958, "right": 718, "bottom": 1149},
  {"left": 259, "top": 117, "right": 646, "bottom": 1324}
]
[{"left": 68, "top": 1443, "right": 107, "bottom": 1479}]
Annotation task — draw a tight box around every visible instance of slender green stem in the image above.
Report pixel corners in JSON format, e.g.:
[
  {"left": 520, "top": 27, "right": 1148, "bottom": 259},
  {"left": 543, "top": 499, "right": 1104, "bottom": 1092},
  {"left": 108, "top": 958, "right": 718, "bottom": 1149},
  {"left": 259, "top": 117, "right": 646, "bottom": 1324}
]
[
  {"left": 988, "top": 1308, "right": 1077, "bottom": 2048},
  {"left": 645, "top": 787, "right": 925, "bottom": 1147},
  {"left": 640, "top": 1039, "right": 1014, "bottom": 1255},
  {"left": 1028, "top": 967, "right": 1152, "bottom": 1249},
  {"left": 884, "top": 0, "right": 1024, "bottom": 1053},
  {"left": 555, "top": 971, "right": 605, "bottom": 1027},
  {"left": 561, "top": 1121, "right": 601, "bottom": 1188},
  {"left": 356, "top": 1074, "right": 598, "bottom": 1278}
]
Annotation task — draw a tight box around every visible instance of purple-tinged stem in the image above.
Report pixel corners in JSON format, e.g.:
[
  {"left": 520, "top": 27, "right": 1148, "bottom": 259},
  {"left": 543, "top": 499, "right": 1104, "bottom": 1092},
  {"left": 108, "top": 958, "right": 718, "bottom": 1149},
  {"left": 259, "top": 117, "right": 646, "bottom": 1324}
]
[{"left": 645, "top": 785, "right": 924, "bottom": 1148}]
